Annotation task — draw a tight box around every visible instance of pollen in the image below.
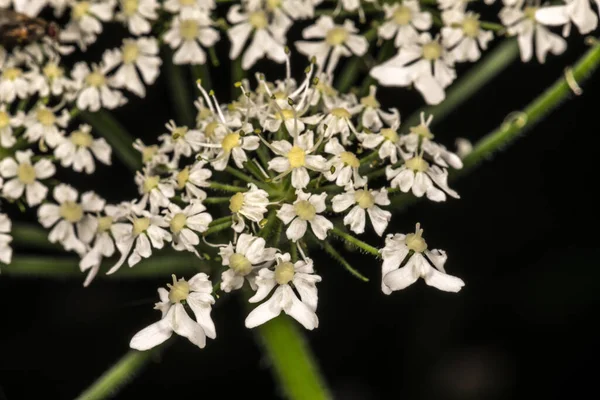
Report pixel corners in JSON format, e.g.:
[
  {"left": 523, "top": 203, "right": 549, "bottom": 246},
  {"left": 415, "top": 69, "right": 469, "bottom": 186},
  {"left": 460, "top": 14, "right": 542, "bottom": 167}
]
[
  {"left": 249, "top": 11, "right": 269, "bottom": 30},
  {"left": 72, "top": 1, "right": 91, "bottom": 20},
  {"left": 85, "top": 71, "right": 106, "bottom": 88},
  {"left": 70, "top": 130, "right": 94, "bottom": 147},
  {"left": 142, "top": 145, "right": 159, "bottom": 163},
  {"left": 410, "top": 123, "right": 434, "bottom": 140},
  {"left": 287, "top": 146, "right": 306, "bottom": 168},
  {"left": 122, "top": 42, "right": 140, "bottom": 64},
  {"left": 360, "top": 94, "right": 380, "bottom": 109},
  {"left": 43, "top": 63, "right": 64, "bottom": 80},
  {"left": 221, "top": 132, "right": 240, "bottom": 152},
  {"left": 17, "top": 163, "right": 36, "bottom": 185},
  {"left": 60, "top": 201, "right": 84, "bottom": 223},
  {"left": 176, "top": 167, "right": 189, "bottom": 190},
  {"left": 97, "top": 216, "right": 113, "bottom": 233},
  {"left": 170, "top": 213, "right": 187, "bottom": 233},
  {"left": 275, "top": 261, "right": 295, "bottom": 285},
  {"left": 143, "top": 176, "right": 160, "bottom": 193},
  {"left": 36, "top": 108, "right": 56, "bottom": 127},
  {"left": 354, "top": 190, "right": 375, "bottom": 209},
  {"left": 331, "top": 107, "right": 351, "bottom": 119},
  {"left": 229, "top": 253, "right": 253, "bottom": 276},
  {"left": 167, "top": 275, "right": 190, "bottom": 303},
  {"left": 462, "top": 15, "right": 481, "bottom": 38},
  {"left": 132, "top": 217, "right": 150, "bottom": 235},
  {"left": 122, "top": 0, "right": 139, "bottom": 17},
  {"left": 229, "top": 192, "right": 245, "bottom": 213},
  {"left": 405, "top": 224, "right": 428, "bottom": 253},
  {"left": 2, "top": 68, "right": 22, "bottom": 81},
  {"left": 180, "top": 20, "right": 199, "bottom": 40},
  {"left": 171, "top": 126, "right": 188, "bottom": 140},
  {"left": 294, "top": 200, "right": 316, "bottom": 221},
  {"left": 381, "top": 128, "right": 399, "bottom": 143},
  {"left": 340, "top": 151, "right": 360, "bottom": 168},
  {"left": 422, "top": 42, "right": 442, "bottom": 61},
  {"left": 393, "top": 5, "right": 412, "bottom": 25},
  {"left": 405, "top": 156, "right": 429, "bottom": 172},
  {"left": 205, "top": 121, "right": 219, "bottom": 139},
  {"left": 266, "top": 0, "right": 281, "bottom": 11},
  {"left": 326, "top": 27, "right": 349, "bottom": 46}
]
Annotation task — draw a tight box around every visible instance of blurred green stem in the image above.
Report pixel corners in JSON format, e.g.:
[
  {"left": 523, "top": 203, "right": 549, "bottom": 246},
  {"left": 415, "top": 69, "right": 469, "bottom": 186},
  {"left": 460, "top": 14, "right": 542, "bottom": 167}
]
[
  {"left": 162, "top": 47, "right": 195, "bottom": 127},
  {"left": 335, "top": 27, "right": 378, "bottom": 93}
]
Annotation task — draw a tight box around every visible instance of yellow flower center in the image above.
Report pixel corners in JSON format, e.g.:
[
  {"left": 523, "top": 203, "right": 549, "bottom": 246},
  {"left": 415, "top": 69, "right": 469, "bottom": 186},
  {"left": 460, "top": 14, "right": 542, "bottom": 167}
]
[
  {"left": 340, "top": 151, "right": 360, "bottom": 168},
  {"left": 17, "top": 163, "right": 36, "bottom": 184},
  {"left": 393, "top": 5, "right": 412, "bottom": 25},
  {"left": 205, "top": 121, "right": 219, "bottom": 139},
  {"left": 86, "top": 71, "right": 106, "bottom": 88},
  {"left": 37, "top": 108, "right": 56, "bottom": 127},
  {"left": 229, "top": 253, "right": 252, "bottom": 276},
  {"left": 287, "top": 146, "right": 306, "bottom": 168},
  {"left": 249, "top": 11, "right": 268, "bottom": 29},
  {"left": 354, "top": 189, "right": 375, "bottom": 209},
  {"left": 132, "top": 217, "right": 150, "bottom": 235},
  {"left": 72, "top": 1, "right": 91, "bottom": 20},
  {"left": 198, "top": 107, "right": 212, "bottom": 121},
  {"left": 266, "top": 0, "right": 281, "bottom": 11},
  {"left": 410, "top": 123, "right": 434, "bottom": 139},
  {"left": 461, "top": 16, "right": 481, "bottom": 38},
  {"left": 275, "top": 109, "right": 295, "bottom": 120},
  {"left": 229, "top": 192, "right": 245, "bottom": 213},
  {"left": 70, "top": 129, "right": 93, "bottom": 147},
  {"left": 381, "top": 128, "right": 399, "bottom": 143},
  {"left": 179, "top": 0, "right": 195, "bottom": 5},
  {"left": 122, "top": 42, "right": 140, "bottom": 64},
  {"left": 422, "top": 42, "right": 442, "bottom": 61},
  {"left": 0, "top": 111, "right": 10, "bottom": 129},
  {"left": 170, "top": 213, "right": 187, "bottom": 233},
  {"left": 143, "top": 176, "right": 160, "bottom": 193},
  {"left": 405, "top": 156, "right": 429, "bottom": 172},
  {"left": 167, "top": 274, "right": 190, "bottom": 303},
  {"left": 60, "top": 201, "right": 84, "bottom": 223},
  {"left": 176, "top": 167, "right": 189, "bottom": 189},
  {"left": 316, "top": 81, "right": 337, "bottom": 96},
  {"left": 294, "top": 200, "right": 316, "bottom": 221},
  {"left": 121, "top": 0, "right": 138, "bottom": 16},
  {"left": 43, "top": 63, "right": 63, "bottom": 79},
  {"left": 360, "top": 95, "right": 380, "bottom": 108},
  {"left": 326, "top": 27, "right": 348, "bottom": 46},
  {"left": 180, "top": 19, "right": 199, "bottom": 40},
  {"left": 524, "top": 6, "right": 538, "bottom": 21},
  {"left": 142, "top": 145, "right": 158, "bottom": 163},
  {"left": 2, "top": 68, "right": 22, "bottom": 81},
  {"left": 97, "top": 216, "right": 113, "bottom": 232},
  {"left": 405, "top": 227, "right": 427, "bottom": 253},
  {"left": 221, "top": 132, "right": 240, "bottom": 152},
  {"left": 275, "top": 261, "right": 295, "bottom": 285},
  {"left": 171, "top": 126, "right": 187, "bottom": 140},
  {"left": 331, "top": 107, "right": 351, "bottom": 119}
]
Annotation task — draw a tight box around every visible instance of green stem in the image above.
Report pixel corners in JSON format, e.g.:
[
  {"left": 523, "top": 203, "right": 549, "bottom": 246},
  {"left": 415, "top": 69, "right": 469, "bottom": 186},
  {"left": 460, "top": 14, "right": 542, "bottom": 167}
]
[
  {"left": 191, "top": 63, "right": 212, "bottom": 92},
  {"left": 231, "top": 57, "right": 244, "bottom": 100},
  {"left": 255, "top": 316, "right": 332, "bottom": 400},
  {"left": 203, "top": 220, "right": 233, "bottom": 236},
  {"left": 359, "top": 39, "right": 395, "bottom": 96},
  {"left": 203, "top": 196, "right": 230, "bottom": 204},
  {"left": 335, "top": 27, "right": 378, "bottom": 93},
  {"left": 75, "top": 349, "right": 161, "bottom": 400},
  {"left": 209, "top": 181, "right": 246, "bottom": 193},
  {"left": 79, "top": 110, "right": 141, "bottom": 172},
  {"left": 318, "top": 238, "right": 369, "bottom": 282},
  {"left": 11, "top": 223, "right": 57, "bottom": 250},
  {"left": 401, "top": 39, "right": 520, "bottom": 132},
  {"left": 330, "top": 227, "right": 380, "bottom": 258},
  {"left": 162, "top": 46, "right": 195, "bottom": 127},
  {"left": 225, "top": 166, "right": 271, "bottom": 191}
]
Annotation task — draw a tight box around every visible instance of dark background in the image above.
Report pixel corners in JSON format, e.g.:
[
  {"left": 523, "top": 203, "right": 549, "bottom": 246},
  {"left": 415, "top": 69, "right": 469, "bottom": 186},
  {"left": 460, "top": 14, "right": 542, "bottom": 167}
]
[{"left": 1, "top": 13, "right": 600, "bottom": 400}]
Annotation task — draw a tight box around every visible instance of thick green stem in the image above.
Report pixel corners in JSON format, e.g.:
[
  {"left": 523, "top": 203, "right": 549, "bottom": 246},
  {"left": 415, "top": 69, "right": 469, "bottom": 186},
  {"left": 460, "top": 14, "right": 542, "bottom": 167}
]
[
  {"left": 11, "top": 223, "right": 58, "bottom": 250},
  {"left": 255, "top": 316, "right": 332, "bottom": 400},
  {"left": 75, "top": 348, "right": 161, "bottom": 400},
  {"left": 162, "top": 47, "right": 195, "bottom": 127},
  {"left": 401, "top": 39, "right": 520, "bottom": 132},
  {"left": 79, "top": 110, "right": 141, "bottom": 172}
]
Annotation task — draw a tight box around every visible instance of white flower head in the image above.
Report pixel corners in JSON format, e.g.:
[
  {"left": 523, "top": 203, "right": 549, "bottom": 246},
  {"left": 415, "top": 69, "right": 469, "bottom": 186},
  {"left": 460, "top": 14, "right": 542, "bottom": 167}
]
[
  {"left": 130, "top": 273, "right": 216, "bottom": 350},
  {"left": 323, "top": 138, "right": 367, "bottom": 188},
  {"left": 165, "top": 201, "right": 212, "bottom": 254},
  {"left": 22, "top": 104, "right": 70, "bottom": 149},
  {"left": 0, "top": 149, "right": 56, "bottom": 206},
  {"left": 229, "top": 183, "right": 270, "bottom": 233},
  {"left": 359, "top": 85, "right": 400, "bottom": 131},
  {"left": 116, "top": 0, "right": 159, "bottom": 35},
  {"left": 245, "top": 253, "right": 321, "bottom": 330},
  {"left": 0, "top": 62, "right": 29, "bottom": 103},
  {"left": 370, "top": 33, "right": 456, "bottom": 105},
  {"left": 110, "top": 37, "right": 162, "bottom": 97},
  {"left": 134, "top": 169, "right": 176, "bottom": 213},
  {"left": 0, "top": 213, "right": 13, "bottom": 265},
  {"left": 72, "top": 52, "right": 127, "bottom": 112},
  {"left": 535, "top": 0, "right": 598, "bottom": 36},
  {"left": 60, "top": 0, "right": 117, "bottom": 49},
  {"left": 55, "top": 124, "right": 112, "bottom": 174},
  {"left": 0, "top": 104, "right": 20, "bottom": 148},
  {"left": 277, "top": 190, "right": 333, "bottom": 242},
  {"left": 158, "top": 120, "right": 203, "bottom": 164},
  {"left": 219, "top": 233, "right": 277, "bottom": 292},
  {"left": 380, "top": 224, "right": 465, "bottom": 293},
  {"left": 332, "top": 186, "right": 391, "bottom": 236},
  {"left": 172, "top": 160, "right": 212, "bottom": 201},
  {"left": 378, "top": 0, "right": 433, "bottom": 48},
  {"left": 441, "top": 8, "right": 494, "bottom": 62},
  {"left": 164, "top": 0, "right": 216, "bottom": 16},
  {"left": 26, "top": 59, "right": 76, "bottom": 98},
  {"left": 296, "top": 16, "right": 368, "bottom": 74},
  {"left": 206, "top": 122, "right": 260, "bottom": 171},
  {"left": 163, "top": 10, "right": 220, "bottom": 65}
]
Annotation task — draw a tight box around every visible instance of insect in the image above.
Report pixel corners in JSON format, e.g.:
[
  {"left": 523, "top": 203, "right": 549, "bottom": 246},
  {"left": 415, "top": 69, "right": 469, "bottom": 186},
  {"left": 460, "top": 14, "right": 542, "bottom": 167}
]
[{"left": 0, "top": 8, "right": 59, "bottom": 50}]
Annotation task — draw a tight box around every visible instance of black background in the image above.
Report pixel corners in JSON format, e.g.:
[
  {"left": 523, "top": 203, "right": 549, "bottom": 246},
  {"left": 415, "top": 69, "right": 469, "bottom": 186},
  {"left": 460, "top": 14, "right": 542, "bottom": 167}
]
[{"left": 1, "top": 10, "right": 600, "bottom": 400}]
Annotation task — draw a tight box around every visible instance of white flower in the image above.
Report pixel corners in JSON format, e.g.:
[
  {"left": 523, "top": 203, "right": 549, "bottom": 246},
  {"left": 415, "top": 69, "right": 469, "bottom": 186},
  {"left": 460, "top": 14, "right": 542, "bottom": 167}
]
[
  {"left": 164, "top": 0, "right": 215, "bottom": 15},
  {"left": 134, "top": 139, "right": 168, "bottom": 167},
  {"left": 357, "top": 123, "right": 406, "bottom": 164},
  {"left": 536, "top": 0, "right": 598, "bottom": 35},
  {"left": 0, "top": 64, "right": 29, "bottom": 103},
  {"left": 0, "top": 213, "right": 12, "bottom": 265},
  {"left": 165, "top": 201, "right": 212, "bottom": 254},
  {"left": 229, "top": 183, "right": 270, "bottom": 233},
  {"left": 296, "top": 16, "right": 368, "bottom": 74},
  {"left": 206, "top": 123, "right": 259, "bottom": 171},
  {"left": 359, "top": 85, "right": 400, "bottom": 131},
  {"left": 499, "top": 1, "right": 566, "bottom": 63},
  {"left": 135, "top": 169, "right": 176, "bottom": 213},
  {"left": 441, "top": 8, "right": 494, "bottom": 62},
  {"left": 72, "top": 54, "right": 127, "bottom": 112},
  {"left": 323, "top": 138, "right": 367, "bottom": 188},
  {"left": 60, "top": 0, "right": 117, "bottom": 49},
  {"left": 319, "top": 97, "right": 362, "bottom": 143},
  {"left": 22, "top": 104, "right": 69, "bottom": 148},
  {"left": 26, "top": 60, "right": 75, "bottom": 98},
  {"left": 110, "top": 37, "right": 162, "bottom": 97},
  {"left": 172, "top": 160, "right": 212, "bottom": 201},
  {"left": 108, "top": 209, "right": 172, "bottom": 273},
  {"left": 245, "top": 253, "right": 321, "bottom": 330},
  {"left": 158, "top": 120, "right": 203, "bottom": 163},
  {"left": 219, "top": 233, "right": 277, "bottom": 293},
  {"left": 130, "top": 273, "right": 216, "bottom": 350},
  {"left": 380, "top": 224, "right": 465, "bottom": 293},
  {"left": 370, "top": 33, "right": 456, "bottom": 105},
  {"left": 38, "top": 185, "right": 105, "bottom": 255},
  {"left": 455, "top": 138, "right": 473, "bottom": 159},
  {"left": 267, "top": 130, "right": 327, "bottom": 189},
  {"left": 386, "top": 155, "right": 459, "bottom": 202},
  {"left": 332, "top": 187, "right": 391, "bottom": 236},
  {"left": 378, "top": 0, "right": 432, "bottom": 48},
  {"left": 0, "top": 150, "right": 55, "bottom": 206},
  {"left": 0, "top": 104, "right": 19, "bottom": 148},
  {"left": 54, "top": 124, "right": 112, "bottom": 174},
  {"left": 163, "top": 11, "right": 220, "bottom": 65},
  {"left": 277, "top": 190, "right": 332, "bottom": 241},
  {"left": 116, "top": 0, "right": 159, "bottom": 35},
  {"left": 227, "top": 4, "right": 289, "bottom": 70}
]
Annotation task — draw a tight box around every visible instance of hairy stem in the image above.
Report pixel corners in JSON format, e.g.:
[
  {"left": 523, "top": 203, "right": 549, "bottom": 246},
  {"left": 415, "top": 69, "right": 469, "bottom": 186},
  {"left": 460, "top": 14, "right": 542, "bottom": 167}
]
[{"left": 330, "top": 227, "right": 380, "bottom": 258}]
